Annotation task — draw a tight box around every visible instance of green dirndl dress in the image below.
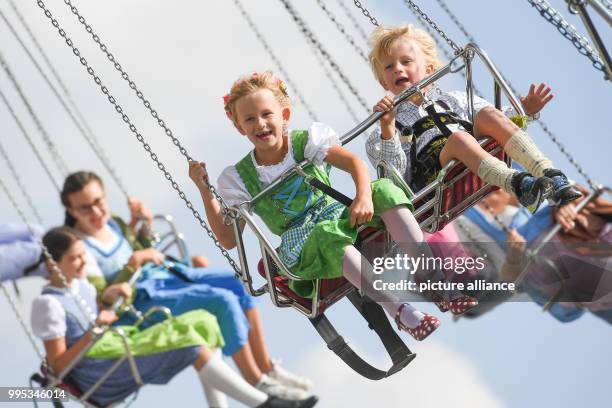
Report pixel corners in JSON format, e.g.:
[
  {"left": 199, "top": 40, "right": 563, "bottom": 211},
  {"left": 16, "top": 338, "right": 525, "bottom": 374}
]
[{"left": 235, "top": 130, "right": 413, "bottom": 298}]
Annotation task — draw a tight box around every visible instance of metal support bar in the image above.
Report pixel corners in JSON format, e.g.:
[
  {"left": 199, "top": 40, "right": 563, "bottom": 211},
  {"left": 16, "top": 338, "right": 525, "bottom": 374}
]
[{"left": 570, "top": 0, "right": 612, "bottom": 79}]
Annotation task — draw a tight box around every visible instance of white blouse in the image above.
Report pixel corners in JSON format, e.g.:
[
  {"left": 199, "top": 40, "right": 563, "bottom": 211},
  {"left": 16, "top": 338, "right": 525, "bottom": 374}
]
[
  {"left": 217, "top": 122, "right": 341, "bottom": 207},
  {"left": 31, "top": 278, "right": 97, "bottom": 341}
]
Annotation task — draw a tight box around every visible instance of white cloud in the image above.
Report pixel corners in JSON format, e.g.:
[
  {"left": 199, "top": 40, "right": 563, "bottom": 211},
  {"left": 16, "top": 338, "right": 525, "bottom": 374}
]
[{"left": 296, "top": 340, "right": 506, "bottom": 408}]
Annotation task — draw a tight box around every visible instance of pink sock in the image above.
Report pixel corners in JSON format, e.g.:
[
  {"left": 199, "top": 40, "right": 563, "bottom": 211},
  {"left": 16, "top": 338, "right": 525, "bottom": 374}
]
[{"left": 342, "top": 245, "right": 425, "bottom": 328}]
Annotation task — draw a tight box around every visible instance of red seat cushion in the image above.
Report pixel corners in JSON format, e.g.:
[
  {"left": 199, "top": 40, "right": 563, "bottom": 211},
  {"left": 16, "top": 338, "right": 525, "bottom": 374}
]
[
  {"left": 256, "top": 228, "right": 385, "bottom": 313},
  {"left": 415, "top": 139, "right": 505, "bottom": 231}
]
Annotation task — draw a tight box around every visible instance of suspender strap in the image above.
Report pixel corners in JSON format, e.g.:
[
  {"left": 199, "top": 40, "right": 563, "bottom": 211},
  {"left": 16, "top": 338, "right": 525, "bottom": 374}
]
[{"left": 310, "top": 290, "right": 416, "bottom": 380}]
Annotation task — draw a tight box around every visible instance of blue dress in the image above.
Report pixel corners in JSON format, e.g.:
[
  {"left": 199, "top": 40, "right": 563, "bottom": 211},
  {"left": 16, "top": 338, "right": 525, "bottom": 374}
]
[
  {"left": 86, "top": 219, "right": 256, "bottom": 356},
  {"left": 39, "top": 279, "right": 200, "bottom": 407}
]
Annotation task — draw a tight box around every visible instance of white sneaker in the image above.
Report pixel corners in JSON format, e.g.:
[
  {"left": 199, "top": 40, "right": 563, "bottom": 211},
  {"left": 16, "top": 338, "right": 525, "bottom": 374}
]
[
  {"left": 256, "top": 374, "right": 309, "bottom": 401},
  {"left": 268, "top": 360, "right": 313, "bottom": 391}
]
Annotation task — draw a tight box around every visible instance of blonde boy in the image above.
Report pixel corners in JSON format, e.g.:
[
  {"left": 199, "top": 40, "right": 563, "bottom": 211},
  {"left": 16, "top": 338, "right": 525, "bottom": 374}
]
[{"left": 365, "top": 25, "right": 580, "bottom": 212}]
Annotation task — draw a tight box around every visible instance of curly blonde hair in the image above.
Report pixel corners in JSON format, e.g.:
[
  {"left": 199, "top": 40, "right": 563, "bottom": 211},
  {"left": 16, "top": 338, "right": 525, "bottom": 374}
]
[
  {"left": 223, "top": 71, "right": 290, "bottom": 122},
  {"left": 368, "top": 24, "right": 442, "bottom": 83}
]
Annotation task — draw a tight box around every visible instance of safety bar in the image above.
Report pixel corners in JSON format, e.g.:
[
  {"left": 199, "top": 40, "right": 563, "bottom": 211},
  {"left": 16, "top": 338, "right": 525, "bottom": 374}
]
[{"left": 151, "top": 214, "right": 190, "bottom": 264}]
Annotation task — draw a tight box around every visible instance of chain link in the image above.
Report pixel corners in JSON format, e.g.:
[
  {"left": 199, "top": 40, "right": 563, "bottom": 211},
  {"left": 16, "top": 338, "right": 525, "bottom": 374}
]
[
  {"left": 0, "top": 140, "right": 45, "bottom": 224},
  {"left": 315, "top": 0, "right": 368, "bottom": 62},
  {"left": 0, "top": 281, "right": 47, "bottom": 366},
  {"left": 58, "top": 0, "right": 234, "bottom": 217},
  {"left": 533, "top": 119, "right": 597, "bottom": 190},
  {"left": 527, "top": 0, "right": 606, "bottom": 72},
  {"left": 279, "top": 0, "right": 369, "bottom": 113},
  {"left": 35, "top": 0, "right": 241, "bottom": 275},
  {"left": 0, "top": 52, "right": 70, "bottom": 177},
  {"left": 307, "top": 37, "right": 362, "bottom": 123},
  {"left": 336, "top": 0, "right": 370, "bottom": 43},
  {"left": 434, "top": 0, "right": 598, "bottom": 190},
  {"left": 1, "top": 176, "right": 97, "bottom": 352},
  {"left": 232, "top": 0, "right": 319, "bottom": 122},
  {"left": 401, "top": 0, "right": 462, "bottom": 54},
  {"left": 352, "top": 0, "right": 379, "bottom": 27},
  {"left": 1, "top": 4, "right": 130, "bottom": 199},
  {"left": 0, "top": 85, "right": 61, "bottom": 192}
]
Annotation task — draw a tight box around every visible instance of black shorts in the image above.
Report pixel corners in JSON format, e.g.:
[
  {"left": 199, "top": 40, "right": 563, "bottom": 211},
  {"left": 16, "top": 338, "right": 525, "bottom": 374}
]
[{"left": 411, "top": 135, "right": 448, "bottom": 192}]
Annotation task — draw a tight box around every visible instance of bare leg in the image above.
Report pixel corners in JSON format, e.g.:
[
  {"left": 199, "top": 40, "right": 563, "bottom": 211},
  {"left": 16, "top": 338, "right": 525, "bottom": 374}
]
[
  {"left": 342, "top": 245, "right": 426, "bottom": 328},
  {"left": 193, "top": 345, "right": 213, "bottom": 371},
  {"left": 231, "top": 344, "right": 263, "bottom": 385},
  {"left": 191, "top": 255, "right": 210, "bottom": 268},
  {"left": 245, "top": 308, "right": 274, "bottom": 374},
  {"left": 440, "top": 131, "right": 516, "bottom": 193},
  {"left": 439, "top": 130, "right": 491, "bottom": 171},
  {"left": 473, "top": 105, "right": 518, "bottom": 145}
]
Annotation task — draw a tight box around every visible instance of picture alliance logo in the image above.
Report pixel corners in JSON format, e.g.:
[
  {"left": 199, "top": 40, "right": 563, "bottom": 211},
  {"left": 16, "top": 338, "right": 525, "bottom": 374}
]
[{"left": 372, "top": 253, "right": 487, "bottom": 275}]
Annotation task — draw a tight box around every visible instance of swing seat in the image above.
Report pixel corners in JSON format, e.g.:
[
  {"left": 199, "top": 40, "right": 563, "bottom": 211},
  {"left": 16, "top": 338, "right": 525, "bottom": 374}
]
[
  {"left": 31, "top": 366, "right": 105, "bottom": 408},
  {"left": 255, "top": 227, "right": 387, "bottom": 315},
  {"left": 255, "top": 227, "right": 415, "bottom": 380}
]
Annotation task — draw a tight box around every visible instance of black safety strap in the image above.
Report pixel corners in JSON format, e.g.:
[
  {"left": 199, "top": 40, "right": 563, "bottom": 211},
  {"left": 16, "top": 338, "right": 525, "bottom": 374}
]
[
  {"left": 308, "top": 177, "right": 353, "bottom": 207},
  {"left": 30, "top": 372, "right": 65, "bottom": 408},
  {"left": 164, "top": 255, "right": 195, "bottom": 283},
  {"left": 309, "top": 290, "right": 416, "bottom": 380}
]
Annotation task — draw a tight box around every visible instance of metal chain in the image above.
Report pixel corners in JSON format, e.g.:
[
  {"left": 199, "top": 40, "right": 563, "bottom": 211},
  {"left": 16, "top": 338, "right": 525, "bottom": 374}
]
[
  {"left": 8, "top": 0, "right": 106, "bottom": 158},
  {"left": 527, "top": 0, "right": 606, "bottom": 72},
  {"left": 352, "top": 0, "right": 379, "bottom": 27},
  {"left": 0, "top": 85, "right": 61, "bottom": 192},
  {"left": 307, "top": 36, "right": 362, "bottom": 123},
  {"left": 401, "top": 0, "right": 462, "bottom": 54},
  {"left": 0, "top": 281, "right": 47, "bottom": 365},
  {"left": 1, "top": 175, "right": 96, "bottom": 332},
  {"left": 0, "top": 5, "right": 130, "bottom": 199},
  {"left": 434, "top": 0, "right": 476, "bottom": 44},
  {"left": 479, "top": 199, "right": 513, "bottom": 234},
  {"left": 232, "top": 0, "right": 319, "bottom": 122},
  {"left": 278, "top": 0, "right": 370, "bottom": 112},
  {"left": 0, "top": 140, "right": 45, "bottom": 225},
  {"left": 58, "top": 0, "right": 232, "bottom": 216},
  {"left": 0, "top": 53, "right": 70, "bottom": 177},
  {"left": 401, "top": 2, "right": 484, "bottom": 98},
  {"left": 35, "top": 0, "right": 242, "bottom": 275},
  {"left": 533, "top": 119, "right": 597, "bottom": 190},
  {"left": 336, "top": 0, "right": 370, "bottom": 43},
  {"left": 315, "top": 0, "right": 368, "bottom": 62},
  {"left": 434, "top": 0, "right": 598, "bottom": 190}
]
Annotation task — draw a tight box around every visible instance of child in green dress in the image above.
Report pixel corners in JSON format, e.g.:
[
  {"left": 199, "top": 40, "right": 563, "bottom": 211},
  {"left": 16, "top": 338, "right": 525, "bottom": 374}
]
[{"left": 189, "top": 71, "right": 462, "bottom": 341}]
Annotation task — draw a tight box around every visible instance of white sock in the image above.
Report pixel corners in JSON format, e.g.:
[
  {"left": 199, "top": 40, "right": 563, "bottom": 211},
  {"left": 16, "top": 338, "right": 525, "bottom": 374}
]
[
  {"left": 202, "top": 382, "right": 229, "bottom": 408},
  {"left": 198, "top": 353, "right": 267, "bottom": 408},
  {"left": 477, "top": 156, "right": 517, "bottom": 192},
  {"left": 201, "top": 351, "right": 229, "bottom": 408},
  {"left": 342, "top": 246, "right": 425, "bottom": 329},
  {"left": 504, "top": 130, "right": 553, "bottom": 177}
]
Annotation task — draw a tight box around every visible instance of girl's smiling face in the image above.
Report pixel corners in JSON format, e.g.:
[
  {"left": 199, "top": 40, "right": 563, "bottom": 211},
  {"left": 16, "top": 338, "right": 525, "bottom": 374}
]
[
  {"left": 233, "top": 88, "right": 291, "bottom": 162},
  {"left": 66, "top": 180, "right": 109, "bottom": 233},
  {"left": 56, "top": 240, "right": 89, "bottom": 281}
]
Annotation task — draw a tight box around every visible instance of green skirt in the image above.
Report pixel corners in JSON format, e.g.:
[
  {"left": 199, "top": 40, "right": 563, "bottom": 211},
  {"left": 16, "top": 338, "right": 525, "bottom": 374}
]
[
  {"left": 288, "top": 178, "right": 413, "bottom": 298},
  {"left": 86, "top": 310, "right": 224, "bottom": 359}
]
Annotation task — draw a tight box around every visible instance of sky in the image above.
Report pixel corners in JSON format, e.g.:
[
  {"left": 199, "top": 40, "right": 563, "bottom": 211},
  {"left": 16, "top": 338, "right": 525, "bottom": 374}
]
[{"left": 0, "top": 0, "right": 611, "bottom": 407}]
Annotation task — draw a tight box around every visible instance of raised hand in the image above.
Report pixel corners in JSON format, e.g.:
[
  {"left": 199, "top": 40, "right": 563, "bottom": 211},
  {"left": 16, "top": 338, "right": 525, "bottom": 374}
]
[{"left": 520, "top": 82, "right": 554, "bottom": 116}]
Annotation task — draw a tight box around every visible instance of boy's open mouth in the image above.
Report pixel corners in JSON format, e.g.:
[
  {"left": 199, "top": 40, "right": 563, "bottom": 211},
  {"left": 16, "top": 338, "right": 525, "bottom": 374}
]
[
  {"left": 395, "top": 77, "right": 410, "bottom": 86},
  {"left": 256, "top": 130, "right": 273, "bottom": 139}
]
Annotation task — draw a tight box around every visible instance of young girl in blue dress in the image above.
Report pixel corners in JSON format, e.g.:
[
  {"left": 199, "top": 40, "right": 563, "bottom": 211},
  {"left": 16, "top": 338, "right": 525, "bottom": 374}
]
[{"left": 31, "top": 226, "right": 317, "bottom": 408}]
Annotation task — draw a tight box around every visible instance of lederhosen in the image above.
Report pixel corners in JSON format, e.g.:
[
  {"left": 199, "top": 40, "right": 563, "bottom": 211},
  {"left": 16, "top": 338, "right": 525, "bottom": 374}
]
[{"left": 396, "top": 100, "right": 474, "bottom": 192}]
